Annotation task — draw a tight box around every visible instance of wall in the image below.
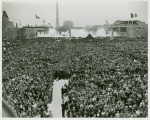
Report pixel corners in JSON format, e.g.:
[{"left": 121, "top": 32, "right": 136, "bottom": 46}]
[
  {"left": 2, "top": 12, "right": 16, "bottom": 40},
  {"left": 126, "top": 26, "right": 148, "bottom": 38},
  {"left": 25, "top": 28, "right": 36, "bottom": 39},
  {"left": 2, "top": 15, "right": 9, "bottom": 39},
  {"left": 7, "top": 28, "right": 19, "bottom": 41}
]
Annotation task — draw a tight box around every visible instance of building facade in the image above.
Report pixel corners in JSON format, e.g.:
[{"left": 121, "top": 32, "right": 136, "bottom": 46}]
[
  {"left": 2, "top": 10, "right": 18, "bottom": 41},
  {"left": 23, "top": 24, "right": 50, "bottom": 39},
  {"left": 111, "top": 20, "right": 148, "bottom": 38}
]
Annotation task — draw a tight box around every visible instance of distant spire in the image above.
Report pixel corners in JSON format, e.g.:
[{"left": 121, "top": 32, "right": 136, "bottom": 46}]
[
  {"left": 56, "top": 1, "right": 59, "bottom": 28},
  {"left": 3, "top": 10, "right": 8, "bottom": 18}
]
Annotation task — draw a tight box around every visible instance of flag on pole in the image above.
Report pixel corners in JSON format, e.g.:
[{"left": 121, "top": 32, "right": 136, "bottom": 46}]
[
  {"left": 106, "top": 20, "right": 108, "bottom": 24},
  {"left": 43, "top": 19, "right": 45, "bottom": 23},
  {"left": 36, "top": 15, "right": 40, "bottom": 19},
  {"left": 131, "top": 13, "right": 137, "bottom": 18},
  {"left": 131, "top": 13, "right": 133, "bottom": 18}
]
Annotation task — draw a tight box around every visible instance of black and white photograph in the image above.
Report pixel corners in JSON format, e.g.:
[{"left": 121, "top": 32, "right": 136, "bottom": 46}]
[{"left": 2, "top": 0, "right": 148, "bottom": 118}]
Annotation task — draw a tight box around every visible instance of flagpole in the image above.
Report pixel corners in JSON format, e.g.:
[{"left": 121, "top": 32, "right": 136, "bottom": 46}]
[
  {"left": 130, "top": 12, "right": 133, "bottom": 39},
  {"left": 35, "top": 13, "right": 37, "bottom": 39},
  {"left": 131, "top": 12, "right": 134, "bottom": 39},
  {"left": 35, "top": 13, "right": 37, "bottom": 27}
]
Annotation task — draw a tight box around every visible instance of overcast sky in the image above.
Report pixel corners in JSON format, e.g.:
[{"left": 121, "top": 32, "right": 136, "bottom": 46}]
[{"left": 2, "top": 0, "right": 148, "bottom": 27}]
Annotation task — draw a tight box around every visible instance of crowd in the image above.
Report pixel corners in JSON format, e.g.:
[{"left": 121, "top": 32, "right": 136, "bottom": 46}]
[
  {"left": 61, "top": 54, "right": 148, "bottom": 118},
  {"left": 60, "top": 38, "right": 148, "bottom": 118},
  {"left": 2, "top": 75, "right": 53, "bottom": 117},
  {"left": 2, "top": 38, "right": 147, "bottom": 118},
  {"left": 2, "top": 40, "right": 56, "bottom": 117}
]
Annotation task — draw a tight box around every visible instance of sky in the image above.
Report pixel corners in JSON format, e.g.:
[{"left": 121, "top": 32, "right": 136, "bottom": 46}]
[{"left": 2, "top": 0, "right": 148, "bottom": 27}]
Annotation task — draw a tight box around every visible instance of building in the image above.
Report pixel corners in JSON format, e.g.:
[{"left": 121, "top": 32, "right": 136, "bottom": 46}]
[
  {"left": 23, "top": 24, "right": 51, "bottom": 39},
  {"left": 2, "top": 10, "right": 18, "bottom": 40},
  {"left": 22, "top": 26, "right": 36, "bottom": 39},
  {"left": 111, "top": 20, "right": 148, "bottom": 38},
  {"left": 2, "top": 10, "right": 52, "bottom": 40}
]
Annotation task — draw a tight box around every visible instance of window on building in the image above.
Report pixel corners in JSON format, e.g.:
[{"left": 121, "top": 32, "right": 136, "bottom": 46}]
[
  {"left": 133, "top": 21, "right": 138, "bottom": 25},
  {"left": 121, "top": 21, "right": 128, "bottom": 24},
  {"left": 129, "top": 21, "right": 132, "bottom": 24},
  {"left": 120, "top": 27, "right": 127, "bottom": 32},
  {"left": 113, "top": 27, "right": 119, "bottom": 32}
]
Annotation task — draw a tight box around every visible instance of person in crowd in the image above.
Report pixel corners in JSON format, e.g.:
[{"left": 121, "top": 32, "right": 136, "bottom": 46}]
[
  {"left": 49, "top": 111, "right": 53, "bottom": 118},
  {"left": 61, "top": 101, "right": 66, "bottom": 117}
]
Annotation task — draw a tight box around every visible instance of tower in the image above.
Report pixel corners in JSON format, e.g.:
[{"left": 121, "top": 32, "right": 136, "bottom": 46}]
[{"left": 56, "top": 1, "right": 59, "bottom": 28}]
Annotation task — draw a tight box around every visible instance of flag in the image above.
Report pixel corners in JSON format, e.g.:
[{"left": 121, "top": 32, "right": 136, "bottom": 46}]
[
  {"left": 131, "top": 13, "right": 133, "bottom": 18},
  {"left": 106, "top": 20, "right": 108, "bottom": 24},
  {"left": 48, "top": 23, "right": 51, "bottom": 25},
  {"left": 43, "top": 19, "right": 45, "bottom": 23},
  {"left": 36, "top": 15, "right": 40, "bottom": 19},
  {"left": 135, "top": 13, "right": 137, "bottom": 17}
]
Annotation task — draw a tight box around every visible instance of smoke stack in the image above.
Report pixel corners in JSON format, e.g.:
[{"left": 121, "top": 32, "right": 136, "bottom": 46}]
[
  {"left": 16, "top": 23, "right": 18, "bottom": 28},
  {"left": 56, "top": 1, "right": 59, "bottom": 28}
]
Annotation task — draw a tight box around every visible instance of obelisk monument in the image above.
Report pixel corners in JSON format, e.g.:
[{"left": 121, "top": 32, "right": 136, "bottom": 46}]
[{"left": 56, "top": 1, "right": 59, "bottom": 28}]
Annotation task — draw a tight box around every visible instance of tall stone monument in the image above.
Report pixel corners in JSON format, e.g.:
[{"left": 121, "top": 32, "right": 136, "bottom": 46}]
[{"left": 56, "top": 1, "right": 59, "bottom": 28}]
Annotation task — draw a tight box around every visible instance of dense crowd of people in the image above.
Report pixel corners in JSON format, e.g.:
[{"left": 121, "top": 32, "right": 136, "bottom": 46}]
[
  {"left": 2, "top": 40, "right": 55, "bottom": 117},
  {"left": 2, "top": 75, "right": 53, "bottom": 117},
  {"left": 60, "top": 39, "right": 148, "bottom": 118},
  {"left": 61, "top": 54, "right": 148, "bottom": 117},
  {"left": 2, "top": 38, "right": 147, "bottom": 118}
]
